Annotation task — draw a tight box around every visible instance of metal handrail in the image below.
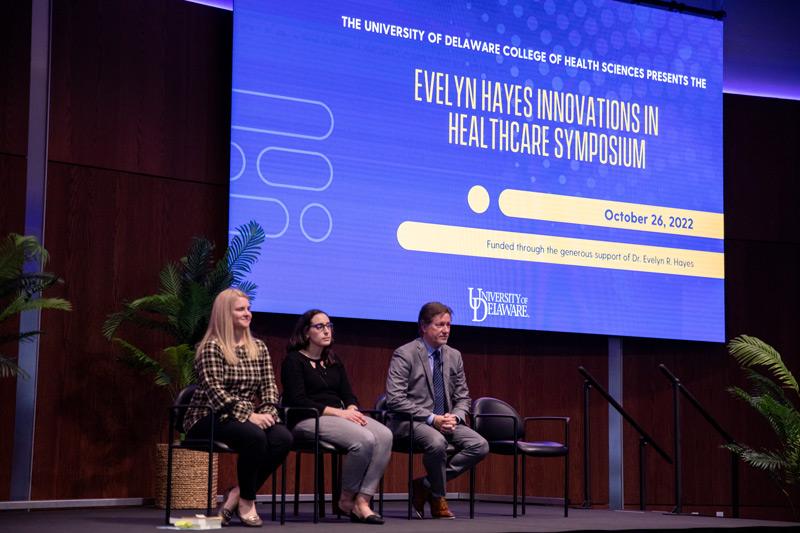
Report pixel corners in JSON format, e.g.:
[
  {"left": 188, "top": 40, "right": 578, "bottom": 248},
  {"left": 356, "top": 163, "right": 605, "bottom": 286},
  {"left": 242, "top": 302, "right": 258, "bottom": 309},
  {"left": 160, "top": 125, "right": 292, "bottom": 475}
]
[
  {"left": 658, "top": 364, "right": 739, "bottom": 517},
  {"left": 578, "top": 366, "right": 673, "bottom": 510}
]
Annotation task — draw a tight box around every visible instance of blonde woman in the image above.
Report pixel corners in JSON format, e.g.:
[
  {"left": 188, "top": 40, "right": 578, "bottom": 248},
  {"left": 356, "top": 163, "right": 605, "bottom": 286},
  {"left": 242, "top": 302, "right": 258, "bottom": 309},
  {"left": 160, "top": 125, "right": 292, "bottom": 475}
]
[{"left": 183, "top": 288, "right": 292, "bottom": 527}]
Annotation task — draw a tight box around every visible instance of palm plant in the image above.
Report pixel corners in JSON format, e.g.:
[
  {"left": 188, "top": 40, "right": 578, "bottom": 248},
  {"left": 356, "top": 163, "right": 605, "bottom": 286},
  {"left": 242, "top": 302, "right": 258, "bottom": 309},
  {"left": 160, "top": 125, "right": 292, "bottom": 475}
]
[
  {"left": 103, "top": 220, "right": 265, "bottom": 399},
  {"left": 725, "top": 334, "right": 800, "bottom": 512},
  {"left": 0, "top": 233, "right": 72, "bottom": 378}
]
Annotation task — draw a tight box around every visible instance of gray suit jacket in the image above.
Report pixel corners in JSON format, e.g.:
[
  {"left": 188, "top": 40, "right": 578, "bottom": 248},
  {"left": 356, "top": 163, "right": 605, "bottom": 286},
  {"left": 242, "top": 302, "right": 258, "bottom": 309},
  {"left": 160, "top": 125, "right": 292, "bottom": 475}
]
[{"left": 385, "top": 337, "right": 472, "bottom": 425}]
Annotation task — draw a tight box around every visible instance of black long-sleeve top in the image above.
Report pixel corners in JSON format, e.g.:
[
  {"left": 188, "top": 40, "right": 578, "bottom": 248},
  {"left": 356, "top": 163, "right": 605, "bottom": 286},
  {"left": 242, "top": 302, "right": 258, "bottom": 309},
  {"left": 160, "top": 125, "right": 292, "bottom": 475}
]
[{"left": 281, "top": 350, "right": 359, "bottom": 426}]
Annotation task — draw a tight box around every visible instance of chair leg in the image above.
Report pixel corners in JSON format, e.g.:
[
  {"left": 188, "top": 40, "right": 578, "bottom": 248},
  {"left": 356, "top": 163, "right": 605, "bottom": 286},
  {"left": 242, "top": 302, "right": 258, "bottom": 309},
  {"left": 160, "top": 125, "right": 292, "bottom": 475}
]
[
  {"left": 469, "top": 465, "right": 475, "bottom": 519},
  {"left": 564, "top": 453, "right": 569, "bottom": 518},
  {"left": 271, "top": 468, "right": 277, "bottom": 522},
  {"left": 312, "top": 449, "right": 320, "bottom": 524},
  {"left": 522, "top": 454, "right": 526, "bottom": 515},
  {"left": 378, "top": 476, "right": 384, "bottom": 517},
  {"left": 281, "top": 459, "right": 287, "bottom": 525},
  {"left": 337, "top": 454, "right": 344, "bottom": 518},
  {"left": 317, "top": 452, "right": 325, "bottom": 519},
  {"left": 407, "top": 449, "right": 413, "bottom": 520},
  {"left": 293, "top": 452, "right": 301, "bottom": 517},
  {"left": 165, "top": 445, "right": 174, "bottom": 525},
  {"left": 331, "top": 454, "right": 341, "bottom": 518},
  {"left": 512, "top": 449, "right": 518, "bottom": 518},
  {"left": 206, "top": 451, "right": 214, "bottom": 518}
]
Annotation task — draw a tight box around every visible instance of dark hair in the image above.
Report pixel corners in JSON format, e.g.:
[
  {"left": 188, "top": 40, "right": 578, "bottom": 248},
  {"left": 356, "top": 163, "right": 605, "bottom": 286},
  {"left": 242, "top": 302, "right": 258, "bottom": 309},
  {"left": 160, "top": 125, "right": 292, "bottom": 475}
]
[
  {"left": 287, "top": 309, "right": 337, "bottom": 366},
  {"left": 417, "top": 302, "right": 453, "bottom": 336}
]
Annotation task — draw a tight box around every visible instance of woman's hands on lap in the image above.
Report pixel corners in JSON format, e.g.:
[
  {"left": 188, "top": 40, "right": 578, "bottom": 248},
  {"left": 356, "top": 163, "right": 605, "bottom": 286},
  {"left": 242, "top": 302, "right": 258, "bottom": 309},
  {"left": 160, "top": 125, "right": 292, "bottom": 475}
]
[
  {"left": 248, "top": 412, "right": 275, "bottom": 429},
  {"left": 335, "top": 406, "right": 367, "bottom": 426}
]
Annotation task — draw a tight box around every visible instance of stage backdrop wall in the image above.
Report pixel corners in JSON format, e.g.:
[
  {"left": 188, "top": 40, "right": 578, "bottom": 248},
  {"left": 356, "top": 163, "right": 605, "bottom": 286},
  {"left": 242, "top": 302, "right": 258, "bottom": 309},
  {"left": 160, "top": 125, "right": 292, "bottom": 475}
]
[{"left": 1, "top": 0, "right": 798, "bottom": 521}]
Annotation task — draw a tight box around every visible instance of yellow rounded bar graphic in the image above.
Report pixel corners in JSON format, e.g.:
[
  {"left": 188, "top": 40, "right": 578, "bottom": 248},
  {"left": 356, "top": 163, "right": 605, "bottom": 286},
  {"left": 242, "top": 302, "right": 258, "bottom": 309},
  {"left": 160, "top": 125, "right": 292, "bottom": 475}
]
[
  {"left": 498, "top": 190, "right": 724, "bottom": 239},
  {"left": 397, "top": 221, "right": 723, "bottom": 279}
]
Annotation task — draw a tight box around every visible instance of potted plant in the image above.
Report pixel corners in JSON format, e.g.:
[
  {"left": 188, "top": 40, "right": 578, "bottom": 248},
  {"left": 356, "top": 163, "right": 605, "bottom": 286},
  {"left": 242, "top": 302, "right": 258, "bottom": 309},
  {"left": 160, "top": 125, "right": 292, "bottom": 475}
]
[
  {"left": 0, "top": 233, "right": 71, "bottom": 379},
  {"left": 103, "top": 220, "right": 265, "bottom": 508},
  {"left": 725, "top": 335, "right": 800, "bottom": 517}
]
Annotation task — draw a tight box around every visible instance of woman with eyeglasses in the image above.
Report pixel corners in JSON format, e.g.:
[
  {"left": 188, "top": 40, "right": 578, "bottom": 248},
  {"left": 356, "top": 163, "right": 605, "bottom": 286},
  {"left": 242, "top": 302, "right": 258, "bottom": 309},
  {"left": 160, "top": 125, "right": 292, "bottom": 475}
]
[{"left": 282, "top": 309, "right": 392, "bottom": 525}]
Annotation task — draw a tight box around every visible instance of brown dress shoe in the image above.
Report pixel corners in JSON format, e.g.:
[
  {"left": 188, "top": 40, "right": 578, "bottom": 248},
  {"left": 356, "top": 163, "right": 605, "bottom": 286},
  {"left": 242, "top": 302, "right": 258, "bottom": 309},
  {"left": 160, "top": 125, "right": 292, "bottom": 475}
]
[
  {"left": 411, "top": 477, "right": 430, "bottom": 519},
  {"left": 429, "top": 496, "right": 455, "bottom": 519}
]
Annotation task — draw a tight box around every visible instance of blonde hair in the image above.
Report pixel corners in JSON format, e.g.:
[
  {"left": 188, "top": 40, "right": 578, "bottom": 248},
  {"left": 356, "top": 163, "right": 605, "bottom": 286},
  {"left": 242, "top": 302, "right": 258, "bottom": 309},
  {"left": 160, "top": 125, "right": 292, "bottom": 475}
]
[{"left": 198, "top": 288, "right": 259, "bottom": 365}]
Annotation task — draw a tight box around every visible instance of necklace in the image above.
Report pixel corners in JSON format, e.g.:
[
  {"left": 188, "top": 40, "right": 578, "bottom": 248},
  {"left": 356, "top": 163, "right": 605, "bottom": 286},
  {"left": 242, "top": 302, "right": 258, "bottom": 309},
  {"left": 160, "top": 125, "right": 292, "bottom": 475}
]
[{"left": 300, "top": 349, "right": 322, "bottom": 361}]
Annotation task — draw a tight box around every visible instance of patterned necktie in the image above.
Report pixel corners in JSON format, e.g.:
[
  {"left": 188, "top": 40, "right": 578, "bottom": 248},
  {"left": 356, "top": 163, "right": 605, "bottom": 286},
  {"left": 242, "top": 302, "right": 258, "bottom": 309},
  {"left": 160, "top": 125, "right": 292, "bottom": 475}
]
[{"left": 432, "top": 349, "right": 446, "bottom": 415}]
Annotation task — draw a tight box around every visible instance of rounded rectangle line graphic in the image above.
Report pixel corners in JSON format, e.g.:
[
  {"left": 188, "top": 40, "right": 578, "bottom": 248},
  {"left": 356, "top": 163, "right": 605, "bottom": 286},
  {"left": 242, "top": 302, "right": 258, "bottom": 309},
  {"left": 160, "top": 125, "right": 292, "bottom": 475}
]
[
  {"left": 256, "top": 147, "right": 333, "bottom": 191},
  {"left": 231, "top": 89, "right": 334, "bottom": 140},
  {"left": 229, "top": 194, "right": 289, "bottom": 238}
]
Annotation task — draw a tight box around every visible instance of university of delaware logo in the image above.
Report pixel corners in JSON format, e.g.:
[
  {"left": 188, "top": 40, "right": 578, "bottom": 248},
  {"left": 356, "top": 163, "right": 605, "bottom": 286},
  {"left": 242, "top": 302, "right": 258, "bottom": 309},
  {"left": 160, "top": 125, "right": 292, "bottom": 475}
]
[{"left": 468, "top": 287, "right": 530, "bottom": 322}]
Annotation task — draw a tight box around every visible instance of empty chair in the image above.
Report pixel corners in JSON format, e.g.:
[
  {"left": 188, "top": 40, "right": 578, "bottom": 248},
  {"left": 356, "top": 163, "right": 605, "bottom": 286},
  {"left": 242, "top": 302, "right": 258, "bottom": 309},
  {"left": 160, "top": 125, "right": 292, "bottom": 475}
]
[{"left": 471, "top": 397, "right": 569, "bottom": 518}]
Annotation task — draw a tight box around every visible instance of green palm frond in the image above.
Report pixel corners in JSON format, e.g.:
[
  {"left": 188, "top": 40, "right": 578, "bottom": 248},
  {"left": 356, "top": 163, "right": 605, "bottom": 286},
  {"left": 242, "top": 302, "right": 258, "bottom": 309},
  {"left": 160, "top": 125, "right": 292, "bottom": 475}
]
[
  {"left": 742, "top": 368, "right": 793, "bottom": 408},
  {"left": 0, "top": 294, "right": 72, "bottom": 323},
  {"left": 750, "top": 394, "right": 800, "bottom": 445},
  {"left": 162, "top": 344, "right": 197, "bottom": 398},
  {"left": 224, "top": 220, "right": 266, "bottom": 284},
  {"left": 0, "top": 272, "right": 62, "bottom": 300},
  {"left": 0, "top": 234, "right": 49, "bottom": 280},
  {"left": 728, "top": 335, "right": 799, "bottom": 395},
  {"left": 0, "top": 355, "right": 29, "bottom": 379},
  {"left": 206, "top": 221, "right": 265, "bottom": 297},
  {"left": 205, "top": 222, "right": 264, "bottom": 297},
  {"left": 0, "top": 330, "right": 42, "bottom": 348},
  {"left": 159, "top": 263, "right": 183, "bottom": 299},
  {"left": 102, "top": 294, "right": 181, "bottom": 339},
  {"left": 727, "top": 335, "right": 800, "bottom": 495},
  {"left": 176, "top": 282, "right": 214, "bottom": 346},
  {"left": 104, "top": 222, "right": 263, "bottom": 397},
  {"left": 182, "top": 237, "right": 215, "bottom": 286},
  {"left": 727, "top": 385, "right": 754, "bottom": 404},
  {"left": 723, "top": 443, "right": 786, "bottom": 481},
  {"left": 1, "top": 233, "right": 71, "bottom": 379},
  {"left": 236, "top": 281, "right": 258, "bottom": 299},
  {"left": 112, "top": 338, "right": 170, "bottom": 385}
]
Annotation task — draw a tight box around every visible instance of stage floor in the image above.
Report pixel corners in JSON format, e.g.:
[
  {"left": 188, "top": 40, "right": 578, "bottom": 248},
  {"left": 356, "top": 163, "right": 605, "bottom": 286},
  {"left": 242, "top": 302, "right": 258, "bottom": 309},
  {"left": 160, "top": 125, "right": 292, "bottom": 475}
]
[{"left": 0, "top": 501, "right": 796, "bottom": 532}]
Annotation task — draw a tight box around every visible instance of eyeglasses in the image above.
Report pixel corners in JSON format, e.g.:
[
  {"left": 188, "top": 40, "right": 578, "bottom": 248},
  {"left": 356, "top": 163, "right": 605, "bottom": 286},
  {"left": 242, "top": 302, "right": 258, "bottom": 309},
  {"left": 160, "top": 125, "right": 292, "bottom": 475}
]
[{"left": 309, "top": 322, "right": 334, "bottom": 331}]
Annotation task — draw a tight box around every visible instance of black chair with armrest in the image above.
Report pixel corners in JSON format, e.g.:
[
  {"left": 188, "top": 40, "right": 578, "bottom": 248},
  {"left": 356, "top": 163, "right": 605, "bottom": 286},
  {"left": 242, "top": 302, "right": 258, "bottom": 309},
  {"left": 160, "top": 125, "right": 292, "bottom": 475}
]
[
  {"left": 470, "top": 397, "right": 569, "bottom": 518},
  {"left": 283, "top": 399, "right": 386, "bottom": 524},
  {"left": 374, "top": 394, "right": 462, "bottom": 520},
  {"left": 282, "top": 399, "right": 354, "bottom": 524},
  {"left": 165, "top": 384, "right": 280, "bottom": 525}
]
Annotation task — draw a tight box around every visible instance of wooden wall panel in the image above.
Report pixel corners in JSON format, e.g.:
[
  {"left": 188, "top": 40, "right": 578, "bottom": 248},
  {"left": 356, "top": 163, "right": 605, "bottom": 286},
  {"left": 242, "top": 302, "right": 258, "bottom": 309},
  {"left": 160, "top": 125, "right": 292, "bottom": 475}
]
[
  {"left": 0, "top": 1, "right": 30, "bottom": 156},
  {"left": 48, "top": 0, "right": 232, "bottom": 184},
  {"left": 0, "top": 155, "right": 29, "bottom": 501},
  {"left": 0, "top": 155, "right": 28, "bottom": 237},
  {"left": 29, "top": 162, "right": 227, "bottom": 499},
  {"left": 724, "top": 95, "right": 800, "bottom": 244}
]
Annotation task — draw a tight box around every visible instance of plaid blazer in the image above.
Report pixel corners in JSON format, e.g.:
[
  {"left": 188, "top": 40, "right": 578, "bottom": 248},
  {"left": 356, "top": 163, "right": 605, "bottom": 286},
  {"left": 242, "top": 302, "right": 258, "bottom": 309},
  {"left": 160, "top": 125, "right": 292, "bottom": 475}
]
[{"left": 183, "top": 338, "right": 281, "bottom": 433}]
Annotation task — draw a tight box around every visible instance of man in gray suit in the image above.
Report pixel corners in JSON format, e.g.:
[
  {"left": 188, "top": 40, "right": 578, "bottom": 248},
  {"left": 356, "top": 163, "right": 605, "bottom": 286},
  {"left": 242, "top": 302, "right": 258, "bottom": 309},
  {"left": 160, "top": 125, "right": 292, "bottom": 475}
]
[{"left": 385, "top": 302, "right": 488, "bottom": 519}]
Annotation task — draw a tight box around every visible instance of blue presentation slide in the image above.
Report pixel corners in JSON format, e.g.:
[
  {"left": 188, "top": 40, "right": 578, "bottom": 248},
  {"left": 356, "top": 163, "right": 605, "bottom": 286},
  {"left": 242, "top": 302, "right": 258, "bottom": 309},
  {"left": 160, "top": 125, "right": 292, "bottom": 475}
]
[{"left": 229, "top": 0, "right": 724, "bottom": 342}]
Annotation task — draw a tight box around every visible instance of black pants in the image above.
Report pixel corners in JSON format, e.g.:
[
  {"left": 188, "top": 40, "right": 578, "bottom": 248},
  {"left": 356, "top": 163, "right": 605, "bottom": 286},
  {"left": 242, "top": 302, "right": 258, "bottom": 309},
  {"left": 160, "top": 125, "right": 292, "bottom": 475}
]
[{"left": 187, "top": 416, "right": 293, "bottom": 501}]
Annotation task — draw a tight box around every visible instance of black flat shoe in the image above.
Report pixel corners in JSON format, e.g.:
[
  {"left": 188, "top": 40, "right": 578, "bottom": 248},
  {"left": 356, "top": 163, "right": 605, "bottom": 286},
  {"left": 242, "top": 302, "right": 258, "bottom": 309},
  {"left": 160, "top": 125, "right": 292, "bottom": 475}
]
[{"left": 350, "top": 513, "right": 384, "bottom": 524}]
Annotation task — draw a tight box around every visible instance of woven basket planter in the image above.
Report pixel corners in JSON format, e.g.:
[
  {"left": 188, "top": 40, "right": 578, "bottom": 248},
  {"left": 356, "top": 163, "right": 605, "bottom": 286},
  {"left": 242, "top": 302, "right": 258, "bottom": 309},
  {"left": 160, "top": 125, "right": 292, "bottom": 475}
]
[{"left": 154, "top": 443, "right": 218, "bottom": 509}]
